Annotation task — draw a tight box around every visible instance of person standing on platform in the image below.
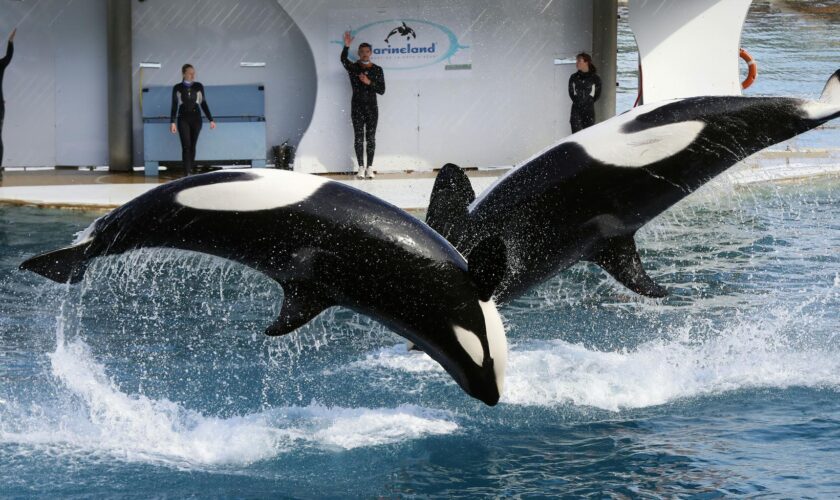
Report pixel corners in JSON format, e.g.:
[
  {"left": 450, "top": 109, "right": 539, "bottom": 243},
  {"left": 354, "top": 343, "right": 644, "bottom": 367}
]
[
  {"left": 0, "top": 28, "right": 16, "bottom": 178},
  {"left": 568, "top": 52, "right": 602, "bottom": 134},
  {"left": 341, "top": 30, "right": 386, "bottom": 179},
  {"left": 170, "top": 64, "right": 215, "bottom": 176}
]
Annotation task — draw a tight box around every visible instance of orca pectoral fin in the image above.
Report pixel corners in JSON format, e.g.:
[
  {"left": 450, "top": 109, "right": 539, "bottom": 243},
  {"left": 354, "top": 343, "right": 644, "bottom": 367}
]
[
  {"left": 19, "top": 243, "right": 92, "bottom": 284},
  {"left": 590, "top": 236, "right": 668, "bottom": 298},
  {"left": 265, "top": 282, "right": 331, "bottom": 336},
  {"left": 468, "top": 237, "right": 508, "bottom": 301},
  {"left": 426, "top": 163, "right": 475, "bottom": 248}
]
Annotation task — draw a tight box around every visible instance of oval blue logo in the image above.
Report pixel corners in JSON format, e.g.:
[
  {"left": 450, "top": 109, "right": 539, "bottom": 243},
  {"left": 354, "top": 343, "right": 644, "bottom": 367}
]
[{"left": 334, "top": 19, "right": 469, "bottom": 71}]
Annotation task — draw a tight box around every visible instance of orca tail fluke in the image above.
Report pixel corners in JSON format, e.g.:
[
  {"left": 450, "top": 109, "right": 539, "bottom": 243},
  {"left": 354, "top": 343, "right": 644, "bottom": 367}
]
[
  {"left": 590, "top": 236, "right": 668, "bottom": 298},
  {"left": 19, "top": 244, "right": 92, "bottom": 284},
  {"left": 426, "top": 163, "right": 475, "bottom": 249},
  {"left": 819, "top": 69, "right": 840, "bottom": 104}
]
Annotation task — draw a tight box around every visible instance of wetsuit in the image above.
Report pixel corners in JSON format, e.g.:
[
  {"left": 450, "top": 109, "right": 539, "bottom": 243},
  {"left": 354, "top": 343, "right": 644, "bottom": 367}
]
[
  {"left": 171, "top": 81, "right": 213, "bottom": 176},
  {"left": 341, "top": 46, "right": 386, "bottom": 169},
  {"left": 0, "top": 41, "right": 13, "bottom": 169},
  {"left": 568, "top": 70, "right": 602, "bottom": 133}
]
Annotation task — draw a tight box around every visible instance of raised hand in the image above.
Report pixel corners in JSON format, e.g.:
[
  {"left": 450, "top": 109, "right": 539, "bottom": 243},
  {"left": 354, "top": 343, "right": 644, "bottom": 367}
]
[
  {"left": 343, "top": 31, "right": 353, "bottom": 47},
  {"left": 9, "top": 28, "right": 16, "bottom": 43}
]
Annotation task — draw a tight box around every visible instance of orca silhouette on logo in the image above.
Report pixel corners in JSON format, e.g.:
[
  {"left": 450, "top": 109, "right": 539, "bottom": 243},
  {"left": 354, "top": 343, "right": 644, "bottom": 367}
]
[{"left": 385, "top": 22, "right": 417, "bottom": 45}]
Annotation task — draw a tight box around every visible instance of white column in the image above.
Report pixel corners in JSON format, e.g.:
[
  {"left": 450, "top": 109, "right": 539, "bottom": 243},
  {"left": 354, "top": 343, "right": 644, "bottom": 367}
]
[{"left": 629, "top": 0, "right": 751, "bottom": 104}]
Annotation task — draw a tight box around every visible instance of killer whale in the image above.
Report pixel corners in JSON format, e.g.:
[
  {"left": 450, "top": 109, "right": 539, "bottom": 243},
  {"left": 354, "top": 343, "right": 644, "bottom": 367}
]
[
  {"left": 21, "top": 169, "right": 508, "bottom": 405},
  {"left": 427, "top": 70, "right": 840, "bottom": 301}
]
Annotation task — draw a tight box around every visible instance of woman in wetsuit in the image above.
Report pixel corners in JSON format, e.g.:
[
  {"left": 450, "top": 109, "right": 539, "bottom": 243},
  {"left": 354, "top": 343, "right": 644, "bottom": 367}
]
[
  {"left": 568, "top": 52, "right": 602, "bottom": 134},
  {"left": 341, "top": 31, "right": 386, "bottom": 179},
  {"left": 170, "top": 64, "right": 215, "bottom": 176},
  {"left": 1, "top": 28, "right": 16, "bottom": 173}
]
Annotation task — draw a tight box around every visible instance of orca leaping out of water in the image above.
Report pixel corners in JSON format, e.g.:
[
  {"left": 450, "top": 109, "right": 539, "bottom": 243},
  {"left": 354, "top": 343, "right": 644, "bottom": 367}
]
[
  {"left": 20, "top": 169, "right": 509, "bottom": 405},
  {"left": 427, "top": 70, "right": 840, "bottom": 302}
]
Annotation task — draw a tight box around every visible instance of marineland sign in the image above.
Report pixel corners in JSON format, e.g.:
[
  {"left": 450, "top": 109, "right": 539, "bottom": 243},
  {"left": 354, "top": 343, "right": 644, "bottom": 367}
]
[{"left": 330, "top": 8, "right": 472, "bottom": 79}]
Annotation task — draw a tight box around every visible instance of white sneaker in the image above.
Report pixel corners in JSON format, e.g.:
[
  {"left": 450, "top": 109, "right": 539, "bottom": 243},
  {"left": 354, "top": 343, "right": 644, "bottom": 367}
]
[
  {"left": 356, "top": 167, "right": 365, "bottom": 180},
  {"left": 365, "top": 167, "right": 375, "bottom": 179}
]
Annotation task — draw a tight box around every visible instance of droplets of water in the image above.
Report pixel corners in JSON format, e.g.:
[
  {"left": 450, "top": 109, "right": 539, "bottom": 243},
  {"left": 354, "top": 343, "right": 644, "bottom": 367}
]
[{"left": 2, "top": 245, "right": 463, "bottom": 469}]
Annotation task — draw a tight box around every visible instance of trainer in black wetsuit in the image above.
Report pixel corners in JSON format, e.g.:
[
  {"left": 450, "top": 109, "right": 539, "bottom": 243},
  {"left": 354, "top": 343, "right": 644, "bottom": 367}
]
[
  {"left": 0, "top": 29, "right": 16, "bottom": 172},
  {"left": 170, "top": 64, "right": 215, "bottom": 176},
  {"left": 568, "top": 52, "right": 602, "bottom": 134},
  {"left": 341, "top": 32, "right": 385, "bottom": 178}
]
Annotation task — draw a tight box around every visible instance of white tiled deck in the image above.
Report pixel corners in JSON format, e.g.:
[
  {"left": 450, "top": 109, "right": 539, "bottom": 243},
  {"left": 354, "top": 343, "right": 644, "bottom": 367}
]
[
  {"left": 0, "top": 169, "right": 505, "bottom": 212},
  {"left": 1, "top": 149, "right": 838, "bottom": 212}
]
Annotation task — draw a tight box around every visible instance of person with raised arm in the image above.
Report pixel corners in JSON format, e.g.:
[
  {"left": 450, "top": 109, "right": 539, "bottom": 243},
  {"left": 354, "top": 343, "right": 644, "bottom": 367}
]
[
  {"left": 1, "top": 28, "right": 17, "bottom": 175},
  {"left": 341, "top": 31, "right": 385, "bottom": 179}
]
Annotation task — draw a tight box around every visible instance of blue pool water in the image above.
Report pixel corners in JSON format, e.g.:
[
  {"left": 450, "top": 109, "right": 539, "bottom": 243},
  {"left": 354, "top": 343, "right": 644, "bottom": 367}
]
[
  {"left": 616, "top": 1, "right": 839, "bottom": 150},
  {"left": 2, "top": 2, "right": 840, "bottom": 498},
  {"left": 2, "top": 175, "right": 839, "bottom": 497}
]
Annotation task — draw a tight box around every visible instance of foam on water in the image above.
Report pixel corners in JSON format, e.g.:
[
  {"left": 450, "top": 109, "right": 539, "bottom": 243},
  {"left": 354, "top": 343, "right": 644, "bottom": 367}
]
[
  {"left": 0, "top": 318, "right": 458, "bottom": 468},
  {"left": 349, "top": 344, "right": 446, "bottom": 374},
  {"left": 352, "top": 310, "right": 840, "bottom": 412},
  {"left": 302, "top": 406, "right": 458, "bottom": 450},
  {"left": 503, "top": 332, "right": 840, "bottom": 411}
]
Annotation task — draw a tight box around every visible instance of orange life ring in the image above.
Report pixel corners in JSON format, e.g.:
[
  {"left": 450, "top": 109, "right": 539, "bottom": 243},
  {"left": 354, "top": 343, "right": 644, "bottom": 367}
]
[{"left": 740, "top": 48, "right": 757, "bottom": 89}]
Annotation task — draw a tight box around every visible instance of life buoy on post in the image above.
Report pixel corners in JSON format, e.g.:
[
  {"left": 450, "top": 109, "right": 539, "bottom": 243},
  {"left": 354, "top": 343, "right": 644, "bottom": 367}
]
[{"left": 740, "top": 48, "right": 757, "bottom": 89}]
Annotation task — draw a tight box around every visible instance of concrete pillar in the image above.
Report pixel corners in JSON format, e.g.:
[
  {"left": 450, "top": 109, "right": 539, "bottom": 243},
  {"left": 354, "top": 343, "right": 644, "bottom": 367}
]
[
  {"left": 106, "top": 0, "right": 133, "bottom": 171},
  {"left": 592, "top": 0, "right": 618, "bottom": 122}
]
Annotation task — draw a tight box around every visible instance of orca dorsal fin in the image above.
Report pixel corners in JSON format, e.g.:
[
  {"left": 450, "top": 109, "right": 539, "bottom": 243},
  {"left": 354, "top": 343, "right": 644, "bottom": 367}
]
[
  {"left": 265, "top": 281, "right": 331, "bottom": 336},
  {"left": 590, "top": 236, "right": 668, "bottom": 298},
  {"left": 426, "top": 163, "right": 475, "bottom": 248},
  {"left": 468, "top": 236, "right": 507, "bottom": 301}
]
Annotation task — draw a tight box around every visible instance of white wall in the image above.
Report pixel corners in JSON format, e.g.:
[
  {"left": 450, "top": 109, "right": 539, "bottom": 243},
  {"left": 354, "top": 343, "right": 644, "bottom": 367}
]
[
  {"left": 1, "top": 0, "right": 592, "bottom": 170},
  {"left": 131, "top": 0, "right": 316, "bottom": 165},
  {"left": 279, "top": 0, "right": 593, "bottom": 173},
  {"left": 0, "top": 0, "right": 108, "bottom": 167}
]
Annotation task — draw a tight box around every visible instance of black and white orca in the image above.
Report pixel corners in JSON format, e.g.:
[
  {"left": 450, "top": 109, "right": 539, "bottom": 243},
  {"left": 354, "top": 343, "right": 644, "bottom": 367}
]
[
  {"left": 427, "top": 70, "right": 840, "bottom": 301},
  {"left": 21, "top": 169, "right": 509, "bottom": 405}
]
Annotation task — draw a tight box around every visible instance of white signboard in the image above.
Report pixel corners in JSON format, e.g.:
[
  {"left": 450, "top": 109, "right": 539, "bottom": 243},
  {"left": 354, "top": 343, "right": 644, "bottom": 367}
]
[{"left": 329, "top": 7, "right": 472, "bottom": 79}]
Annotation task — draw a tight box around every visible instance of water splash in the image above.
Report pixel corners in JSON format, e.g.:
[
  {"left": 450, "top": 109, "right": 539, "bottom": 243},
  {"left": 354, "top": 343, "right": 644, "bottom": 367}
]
[
  {"left": 1, "top": 323, "right": 458, "bottom": 467},
  {"left": 0, "top": 248, "right": 460, "bottom": 469},
  {"left": 350, "top": 302, "right": 840, "bottom": 412},
  {"left": 502, "top": 328, "right": 840, "bottom": 411}
]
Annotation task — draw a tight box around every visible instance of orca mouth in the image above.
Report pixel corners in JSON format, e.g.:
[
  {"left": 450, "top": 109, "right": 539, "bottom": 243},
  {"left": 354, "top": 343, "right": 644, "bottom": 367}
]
[
  {"left": 480, "top": 393, "right": 500, "bottom": 406},
  {"left": 446, "top": 298, "right": 508, "bottom": 406},
  {"left": 469, "top": 376, "right": 501, "bottom": 406},
  {"left": 445, "top": 300, "right": 508, "bottom": 406}
]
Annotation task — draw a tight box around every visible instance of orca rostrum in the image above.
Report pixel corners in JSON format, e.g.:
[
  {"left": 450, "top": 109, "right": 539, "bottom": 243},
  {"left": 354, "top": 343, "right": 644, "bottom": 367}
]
[
  {"left": 21, "top": 169, "right": 509, "bottom": 405},
  {"left": 427, "top": 70, "right": 840, "bottom": 301}
]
